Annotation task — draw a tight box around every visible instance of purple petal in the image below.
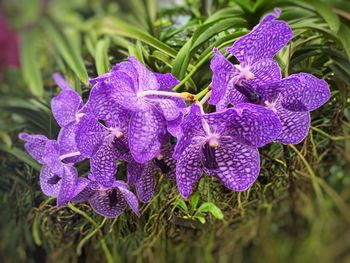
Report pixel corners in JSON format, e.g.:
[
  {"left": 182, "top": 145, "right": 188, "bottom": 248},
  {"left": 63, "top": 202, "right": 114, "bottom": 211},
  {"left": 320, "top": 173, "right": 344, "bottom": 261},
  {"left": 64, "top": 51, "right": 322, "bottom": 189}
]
[
  {"left": 90, "top": 141, "right": 118, "bottom": 188},
  {"left": 209, "top": 48, "right": 240, "bottom": 105},
  {"left": 109, "top": 71, "right": 151, "bottom": 112},
  {"left": 225, "top": 103, "right": 282, "bottom": 147},
  {"left": 42, "top": 140, "right": 64, "bottom": 174},
  {"left": 76, "top": 114, "right": 106, "bottom": 158},
  {"left": 71, "top": 178, "right": 95, "bottom": 202},
  {"left": 57, "top": 165, "right": 79, "bottom": 207},
  {"left": 115, "top": 183, "right": 140, "bottom": 216},
  {"left": 51, "top": 89, "right": 82, "bottom": 127},
  {"left": 157, "top": 98, "right": 183, "bottom": 121},
  {"left": 18, "top": 133, "right": 48, "bottom": 164},
  {"left": 134, "top": 162, "right": 156, "bottom": 203},
  {"left": 275, "top": 101, "right": 311, "bottom": 144},
  {"left": 127, "top": 162, "right": 143, "bottom": 185},
  {"left": 249, "top": 59, "right": 281, "bottom": 85},
  {"left": 167, "top": 114, "right": 184, "bottom": 137},
  {"left": 89, "top": 187, "right": 127, "bottom": 218},
  {"left": 57, "top": 123, "right": 84, "bottom": 163},
  {"left": 228, "top": 10, "right": 293, "bottom": 65},
  {"left": 207, "top": 139, "right": 260, "bottom": 191},
  {"left": 128, "top": 56, "right": 159, "bottom": 92},
  {"left": 129, "top": 110, "right": 166, "bottom": 163},
  {"left": 277, "top": 73, "right": 331, "bottom": 112},
  {"left": 155, "top": 73, "right": 179, "bottom": 90},
  {"left": 215, "top": 87, "right": 248, "bottom": 111},
  {"left": 176, "top": 142, "right": 203, "bottom": 199},
  {"left": 40, "top": 165, "right": 62, "bottom": 197},
  {"left": 173, "top": 104, "right": 205, "bottom": 159},
  {"left": 53, "top": 73, "right": 73, "bottom": 91},
  {"left": 83, "top": 82, "right": 132, "bottom": 128}
]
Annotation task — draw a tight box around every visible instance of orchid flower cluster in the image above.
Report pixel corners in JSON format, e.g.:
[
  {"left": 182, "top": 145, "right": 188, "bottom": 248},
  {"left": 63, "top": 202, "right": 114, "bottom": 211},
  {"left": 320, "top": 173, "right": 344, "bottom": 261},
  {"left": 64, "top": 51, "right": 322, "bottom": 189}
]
[{"left": 19, "top": 9, "right": 330, "bottom": 218}]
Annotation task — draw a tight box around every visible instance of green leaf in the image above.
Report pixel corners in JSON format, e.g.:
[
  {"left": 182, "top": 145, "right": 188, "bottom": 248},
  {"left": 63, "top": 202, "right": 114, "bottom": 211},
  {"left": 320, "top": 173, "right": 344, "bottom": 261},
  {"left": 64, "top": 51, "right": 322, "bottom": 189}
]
[
  {"left": 198, "top": 202, "right": 224, "bottom": 220},
  {"left": 95, "top": 37, "right": 110, "bottom": 75},
  {"left": 42, "top": 19, "right": 89, "bottom": 85},
  {"left": 103, "top": 17, "right": 177, "bottom": 58},
  {"left": 305, "top": 0, "right": 340, "bottom": 33},
  {"left": 191, "top": 192, "right": 200, "bottom": 210},
  {"left": 338, "top": 24, "right": 350, "bottom": 58},
  {"left": 20, "top": 33, "right": 44, "bottom": 97},
  {"left": 172, "top": 199, "right": 189, "bottom": 213},
  {"left": 0, "top": 144, "right": 41, "bottom": 171}
]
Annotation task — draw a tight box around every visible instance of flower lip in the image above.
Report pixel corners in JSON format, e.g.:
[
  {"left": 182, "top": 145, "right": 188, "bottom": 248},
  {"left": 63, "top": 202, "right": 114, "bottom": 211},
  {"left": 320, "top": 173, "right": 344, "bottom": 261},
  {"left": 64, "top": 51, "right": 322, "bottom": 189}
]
[
  {"left": 235, "top": 81, "right": 262, "bottom": 104},
  {"left": 202, "top": 142, "right": 219, "bottom": 170},
  {"left": 107, "top": 188, "right": 119, "bottom": 207},
  {"left": 47, "top": 175, "right": 61, "bottom": 185}
]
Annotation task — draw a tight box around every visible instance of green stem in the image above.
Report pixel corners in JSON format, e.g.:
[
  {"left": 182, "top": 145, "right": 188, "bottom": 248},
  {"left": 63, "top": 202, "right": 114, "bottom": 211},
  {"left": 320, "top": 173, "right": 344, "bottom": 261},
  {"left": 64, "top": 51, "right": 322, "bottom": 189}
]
[
  {"left": 311, "top": 126, "right": 350, "bottom": 140},
  {"left": 194, "top": 87, "right": 210, "bottom": 101},
  {"left": 173, "top": 38, "right": 239, "bottom": 91}
]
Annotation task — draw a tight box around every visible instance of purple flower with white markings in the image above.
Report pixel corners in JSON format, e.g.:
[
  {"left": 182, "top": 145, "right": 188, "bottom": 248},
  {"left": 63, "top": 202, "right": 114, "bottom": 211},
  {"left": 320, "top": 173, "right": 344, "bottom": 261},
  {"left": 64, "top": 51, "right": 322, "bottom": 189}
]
[
  {"left": 174, "top": 103, "right": 282, "bottom": 198},
  {"left": 19, "top": 133, "right": 84, "bottom": 206},
  {"left": 127, "top": 145, "right": 176, "bottom": 203},
  {"left": 75, "top": 85, "right": 132, "bottom": 187},
  {"left": 254, "top": 73, "right": 330, "bottom": 144},
  {"left": 91, "top": 56, "right": 187, "bottom": 163},
  {"left": 72, "top": 174, "right": 140, "bottom": 218},
  {"left": 51, "top": 73, "right": 85, "bottom": 163},
  {"left": 210, "top": 8, "right": 293, "bottom": 110}
]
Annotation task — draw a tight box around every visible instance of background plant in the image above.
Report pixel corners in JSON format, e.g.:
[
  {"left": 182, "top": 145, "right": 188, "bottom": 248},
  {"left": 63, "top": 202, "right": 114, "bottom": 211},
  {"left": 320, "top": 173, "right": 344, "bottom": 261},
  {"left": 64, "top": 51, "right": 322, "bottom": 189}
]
[{"left": 0, "top": 0, "right": 349, "bottom": 262}]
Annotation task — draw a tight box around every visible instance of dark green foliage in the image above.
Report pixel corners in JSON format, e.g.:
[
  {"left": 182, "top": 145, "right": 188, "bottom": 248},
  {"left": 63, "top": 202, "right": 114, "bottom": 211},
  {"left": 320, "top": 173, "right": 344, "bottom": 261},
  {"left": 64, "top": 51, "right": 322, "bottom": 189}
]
[{"left": 0, "top": 0, "right": 349, "bottom": 262}]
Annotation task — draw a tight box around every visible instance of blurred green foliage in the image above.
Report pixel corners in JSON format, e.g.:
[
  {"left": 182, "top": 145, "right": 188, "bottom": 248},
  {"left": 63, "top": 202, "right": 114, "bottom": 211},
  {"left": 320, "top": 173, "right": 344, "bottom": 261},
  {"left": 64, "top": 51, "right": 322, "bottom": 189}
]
[{"left": 0, "top": 0, "right": 350, "bottom": 262}]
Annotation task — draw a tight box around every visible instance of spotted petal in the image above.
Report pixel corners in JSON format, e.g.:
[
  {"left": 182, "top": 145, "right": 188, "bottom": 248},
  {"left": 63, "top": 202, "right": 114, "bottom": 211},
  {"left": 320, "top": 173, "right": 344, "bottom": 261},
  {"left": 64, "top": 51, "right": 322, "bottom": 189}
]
[
  {"left": 129, "top": 110, "right": 166, "bottom": 163},
  {"left": 71, "top": 178, "right": 94, "bottom": 202},
  {"left": 18, "top": 133, "right": 48, "bottom": 164},
  {"left": 277, "top": 73, "right": 330, "bottom": 112},
  {"left": 42, "top": 140, "right": 63, "bottom": 174},
  {"left": 228, "top": 9, "right": 293, "bottom": 65},
  {"left": 275, "top": 101, "right": 311, "bottom": 144},
  {"left": 157, "top": 98, "right": 183, "bottom": 121},
  {"left": 176, "top": 142, "right": 203, "bottom": 199},
  {"left": 209, "top": 48, "right": 240, "bottom": 105},
  {"left": 83, "top": 82, "right": 131, "bottom": 128},
  {"left": 225, "top": 103, "right": 282, "bottom": 147},
  {"left": 155, "top": 73, "right": 179, "bottom": 90},
  {"left": 128, "top": 56, "right": 159, "bottom": 92},
  {"left": 115, "top": 183, "right": 140, "bottom": 216},
  {"left": 91, "top": 141, "right": 118, "bottom": 188},
  {"left": 206, "top": 139, "right": 260, "bottom": 191},
  {"left": 76, "top": 114, "right": 106, "bottom": 158},
  {"left": 89, "top": 187, "right": 127, "bottom": 218},
  {"left": 57, "top": 165, "right": 79, "bottom": 207},
  {"left": 249, "top": 59, "right": 281, "bottom": 85},
  {"left": 57, "top": 123, "right": 84, "bottom": 163},
  {"left": 173, "top": 104, "right": 205, "bottom": 159},
  {"left": 134, "top": 162, "right": 156, "bottom": 203},
  {"left": 110, "top": 71, "right": 151, "bottom": 112},
  {"left": 51, "top": 83, "right": 82, "bottom": 127}
]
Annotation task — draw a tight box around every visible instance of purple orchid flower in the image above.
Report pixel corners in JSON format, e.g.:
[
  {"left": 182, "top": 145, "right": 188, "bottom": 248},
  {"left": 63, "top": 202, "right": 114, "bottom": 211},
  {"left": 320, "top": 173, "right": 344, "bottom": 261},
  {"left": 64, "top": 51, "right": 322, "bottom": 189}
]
[
  {"left": 19, "top": 133, "right": 85, "bottom": 206},
  {"left": 91, "top": 57, "right": 187, "bottom": 163},
  {"left": 174, "top": 103, "right": 282, "bottom": 198},
  {"left": 72, "top": 174, "right": 140, "bottom": 218},
  {"left": 210, "top": 8, "right": 293, "bottom": 110},
  {"left": 127, "top": 145, "right": 176, "bottom": 203},
  {"left": 75, "top": 81, "right": 133, "bottom": 187},
  {"left": 51, "top": 73, "right": 85, "bottom": 163},
  {"left": 254, "top": 73, "right": 331, "bottom": 144}
]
